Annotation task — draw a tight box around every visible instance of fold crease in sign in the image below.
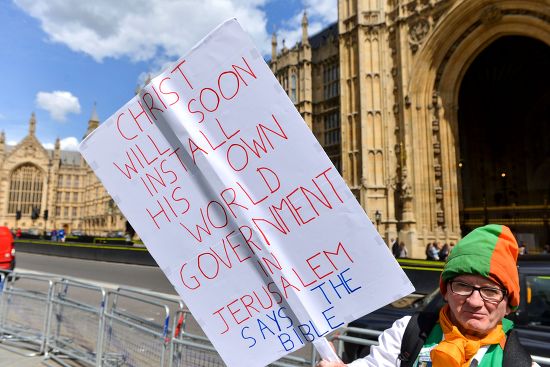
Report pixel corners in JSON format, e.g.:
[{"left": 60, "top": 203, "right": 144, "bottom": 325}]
[{"left": 79, "top": 18, "right": 414, "bottom": 367}]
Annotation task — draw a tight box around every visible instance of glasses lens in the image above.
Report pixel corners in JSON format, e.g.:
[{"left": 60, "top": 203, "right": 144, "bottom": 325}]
[
  {"left": 480, "top": 287, "right": 504, "bottom": 302},
  {"left": 451, "top": 281, "right": 473, "bottom": 296}
]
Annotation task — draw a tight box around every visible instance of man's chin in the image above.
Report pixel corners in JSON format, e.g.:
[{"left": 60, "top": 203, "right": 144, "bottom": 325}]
[{"left": 462, "top": 319, "right": 490, "bottom": 336}]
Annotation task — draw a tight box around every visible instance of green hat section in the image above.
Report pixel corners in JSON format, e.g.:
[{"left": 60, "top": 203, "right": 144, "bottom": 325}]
[{"left": 441, "top": 224, "right": 502, "bottom": 282}]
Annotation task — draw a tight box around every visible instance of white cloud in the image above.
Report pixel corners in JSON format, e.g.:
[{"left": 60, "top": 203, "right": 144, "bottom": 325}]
[
  {"left": 273, "top": 0, "right": 337, "bottom": 53},
  {"left": 303, "top": 0, "right": 337, "bottom": 24},
  {"left": 7, "top": 140, "right": 18, "bottom": 146},
  {"left": 42, "top": 137, "right": 80, "bottom": 151},
  {"left": 35, "top": 91, "right": 81, "bottom": 122},
  {"left": 60, "top": 137, "right": 80, "bottom": 150},
  {"left": 14, "top": 0, "right": 272, "bottom": 62}
]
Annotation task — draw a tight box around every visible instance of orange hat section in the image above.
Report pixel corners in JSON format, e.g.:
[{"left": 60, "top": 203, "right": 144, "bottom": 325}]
[{"left": 488, "top": 225, "right": 520, "bottom": 309}]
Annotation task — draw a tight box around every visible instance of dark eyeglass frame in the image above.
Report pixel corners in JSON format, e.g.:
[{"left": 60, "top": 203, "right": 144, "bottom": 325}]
[{"left": 449, "top": 280, "right": 507, "bottom": 303}]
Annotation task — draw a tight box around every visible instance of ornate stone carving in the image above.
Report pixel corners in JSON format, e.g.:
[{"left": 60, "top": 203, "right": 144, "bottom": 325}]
[
  {"left": 432, "top": 91, "right": 440, "bottom": 107},
  {"left": 481, "top": 5, "right": 502, "bottom": 25},
  {"left": 362, "top": 10, "right": 381, "bottom": 25},
  {"left": 406, "top": 1, "right": 417, "bottom": 14},
  {"left": 404, "top": 95, "right": 411, "bottom": 108},
  {"left": 393, "top": 104, "right": 399, "bottom": 114},
  {"left": 434, "top": 164, "right": 442, "bottom": 178},
  {"left": 436, "top": 210, "right": 445, "bottom": 223},
  {"left": 400, "top": 167, "right": 413, "bottom": 200},
  {"left": 408, "top": 18, "right": 430, "bottom": 53}
]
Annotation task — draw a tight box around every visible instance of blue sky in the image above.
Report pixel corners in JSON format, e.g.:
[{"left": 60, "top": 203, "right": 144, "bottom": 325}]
[{"left": 0, "top": 0, "right": 336, "bottom": 150}]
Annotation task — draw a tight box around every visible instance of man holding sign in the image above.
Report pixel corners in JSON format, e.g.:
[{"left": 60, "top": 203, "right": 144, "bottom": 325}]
[
  {"left": 319, "top": 224, "right": 538, "bottom": 367},
  {"left": 80, "top": 19, "right": 413, "bottom": 367}
]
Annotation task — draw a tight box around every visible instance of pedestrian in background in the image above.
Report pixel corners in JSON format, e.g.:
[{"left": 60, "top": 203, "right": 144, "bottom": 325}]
[
  {"left": 425, "top": 243, "right": 432, "bottom": 259},
  {"left": 439, "top": 243, "right": 450, "bottom": 262},
  {"left": 391, "top": 238, "right": 399, "bottom": 258},
  {"left": 519, "top": 241, "right": 527, "bottom": 255},
  {"left": 426, "top": 242, "right": 439, "bottom": 260},
  {"left": 397, "top": 241, "right": 408, "bottom": 258},
  {"left": 58, "top": 228, "right": 65, "bottom": 243}
]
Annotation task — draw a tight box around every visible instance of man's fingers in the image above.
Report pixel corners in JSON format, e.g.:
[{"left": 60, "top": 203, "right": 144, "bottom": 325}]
[{"left": 316, "top": 361, "right": 345, "bottom": 367}]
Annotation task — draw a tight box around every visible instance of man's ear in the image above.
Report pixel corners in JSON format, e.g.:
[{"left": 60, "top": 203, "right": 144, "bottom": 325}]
[{"left": 505, "top": 304, "right": 512, "bottom": 315}]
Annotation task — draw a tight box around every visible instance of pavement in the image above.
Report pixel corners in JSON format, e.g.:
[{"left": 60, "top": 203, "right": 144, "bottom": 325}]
[{"left": 0, "top": 341, "right": 74, "bottom": 367}]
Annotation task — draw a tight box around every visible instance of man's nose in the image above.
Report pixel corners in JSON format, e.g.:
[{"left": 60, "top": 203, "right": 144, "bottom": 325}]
[{"left": 465, "top": 289, "right": 485, "bottom": 306}]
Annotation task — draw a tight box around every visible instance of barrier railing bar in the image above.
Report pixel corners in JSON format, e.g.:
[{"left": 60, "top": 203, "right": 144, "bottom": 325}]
[
  {"left": 108, "top": 289, "right": 171, "bottom": 328},
  {"left": 105, "top": 312, "right": 168, "bottom": 339}
]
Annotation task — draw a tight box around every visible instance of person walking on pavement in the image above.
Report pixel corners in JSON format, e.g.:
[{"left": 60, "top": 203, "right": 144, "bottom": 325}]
[
  {"left": 391, "top": 238, "right": 400, "bottom": 258},
  {"left": 426, "top": 242, "right": 439, "bottom": 261},
  {"left": 58, "top": 228, "right": 65, "bottom": 242},
  {"left": 397, "top": 241, "right": 408, "bottom": 259},
  {"left": 439, "top": 243, "right": 450, "bottom": 262},
  {"left": 317, "top": 224, "right": 539, "bottom": 367}
]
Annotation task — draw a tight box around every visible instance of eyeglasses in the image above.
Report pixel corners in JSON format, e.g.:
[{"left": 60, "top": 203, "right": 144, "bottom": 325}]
[{"left": 449, "top": 280, "right": 507, "bottom": 303}]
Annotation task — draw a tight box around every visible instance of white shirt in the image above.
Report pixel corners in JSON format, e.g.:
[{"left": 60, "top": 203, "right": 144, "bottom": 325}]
[{"left": 348, "top": 316, "right": 411, "bottom": 367}]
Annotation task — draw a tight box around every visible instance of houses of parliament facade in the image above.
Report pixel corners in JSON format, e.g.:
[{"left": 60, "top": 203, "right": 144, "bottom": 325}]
[{"left": 1, "top": 0, "right": 548, "bottom": 256}]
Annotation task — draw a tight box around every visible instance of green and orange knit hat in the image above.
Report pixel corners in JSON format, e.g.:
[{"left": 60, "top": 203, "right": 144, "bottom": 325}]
[{"left": 439, "top": 224, "right": 520, "bottom": 309}]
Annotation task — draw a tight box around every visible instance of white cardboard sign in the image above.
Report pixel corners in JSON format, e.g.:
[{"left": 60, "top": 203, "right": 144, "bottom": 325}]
[{"left": 79, "top": 19, "right": 414, "bottom": 367}]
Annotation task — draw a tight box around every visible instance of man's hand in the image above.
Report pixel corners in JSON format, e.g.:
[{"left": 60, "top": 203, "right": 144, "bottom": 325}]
[{"left": 317, "top": 361, "right": 346, "bottom": 367}]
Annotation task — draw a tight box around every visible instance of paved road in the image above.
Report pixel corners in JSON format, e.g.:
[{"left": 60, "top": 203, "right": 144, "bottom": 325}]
[{"left": 15, "top": 252, "right": 176, "bottom": 294}]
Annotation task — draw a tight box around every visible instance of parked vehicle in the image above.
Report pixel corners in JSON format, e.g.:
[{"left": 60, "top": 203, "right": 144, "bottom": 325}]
[
  {"left": 343, "top": 256, "right": 550, "bottom": 362},
  {"left": 0, "top": 226, "right": 16, "bottom": 270},
  {"left": 106, "top": 231, "right": 125, "bottom": 238}
]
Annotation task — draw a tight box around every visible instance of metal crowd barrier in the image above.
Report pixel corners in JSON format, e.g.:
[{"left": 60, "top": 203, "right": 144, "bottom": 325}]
[
  {"left": 45, "top": 278, "right": 106, "bottom": 366},
  {"left": 0, "top": 271, "right": 54, "bottom": 354},
  {"left": 170, "top": 309, "right": 225, "bottom": 367},
  {"left": 102, "top": 288, "right": 172, "bottom": 366},
  {"left": 0, "top": 270, "right": 318, "bottom": 367},
  {"left": 169, "top": 309, "right": 316, "bottom": 367}
]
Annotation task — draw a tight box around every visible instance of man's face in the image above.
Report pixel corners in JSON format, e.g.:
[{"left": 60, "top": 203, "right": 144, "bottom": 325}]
[{"left": 444, "top": 274, "right": 511, "bottom": 337}]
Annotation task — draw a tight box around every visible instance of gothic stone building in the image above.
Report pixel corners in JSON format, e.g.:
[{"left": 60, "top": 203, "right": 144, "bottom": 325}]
[
  {"left": 1, "top": 0, "right": 548, "bottom": 255},
  {"left": 0, "top": 110, "right": 125, "bottom": 236},
  {"left": 271, "top": 0, "right": 549, "bottom": 257}
]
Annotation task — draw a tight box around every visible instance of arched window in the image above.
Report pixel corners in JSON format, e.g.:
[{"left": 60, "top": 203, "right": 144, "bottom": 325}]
[
  {"left": 8, "top": 164, "right": 43, "bottom": 215},
  {"left": 290, "top": 74, "right": 297, "bottom": 103}
]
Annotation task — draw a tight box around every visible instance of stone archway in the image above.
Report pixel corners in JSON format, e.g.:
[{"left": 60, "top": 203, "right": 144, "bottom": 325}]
[
  {"left": 404, "top": 0, "right": 550, "bottom": 255},
  {"left": 458, "top": 36, "right": 550, "bottom": 249}
]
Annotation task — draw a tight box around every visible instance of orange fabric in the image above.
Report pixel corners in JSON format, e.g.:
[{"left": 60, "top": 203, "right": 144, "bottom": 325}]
[
  {"left": 430, "top": 305, "right": 506, "bottom": 367},
  {"left": 488, "top": 226, "right": 520, "bottom": 308}
]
